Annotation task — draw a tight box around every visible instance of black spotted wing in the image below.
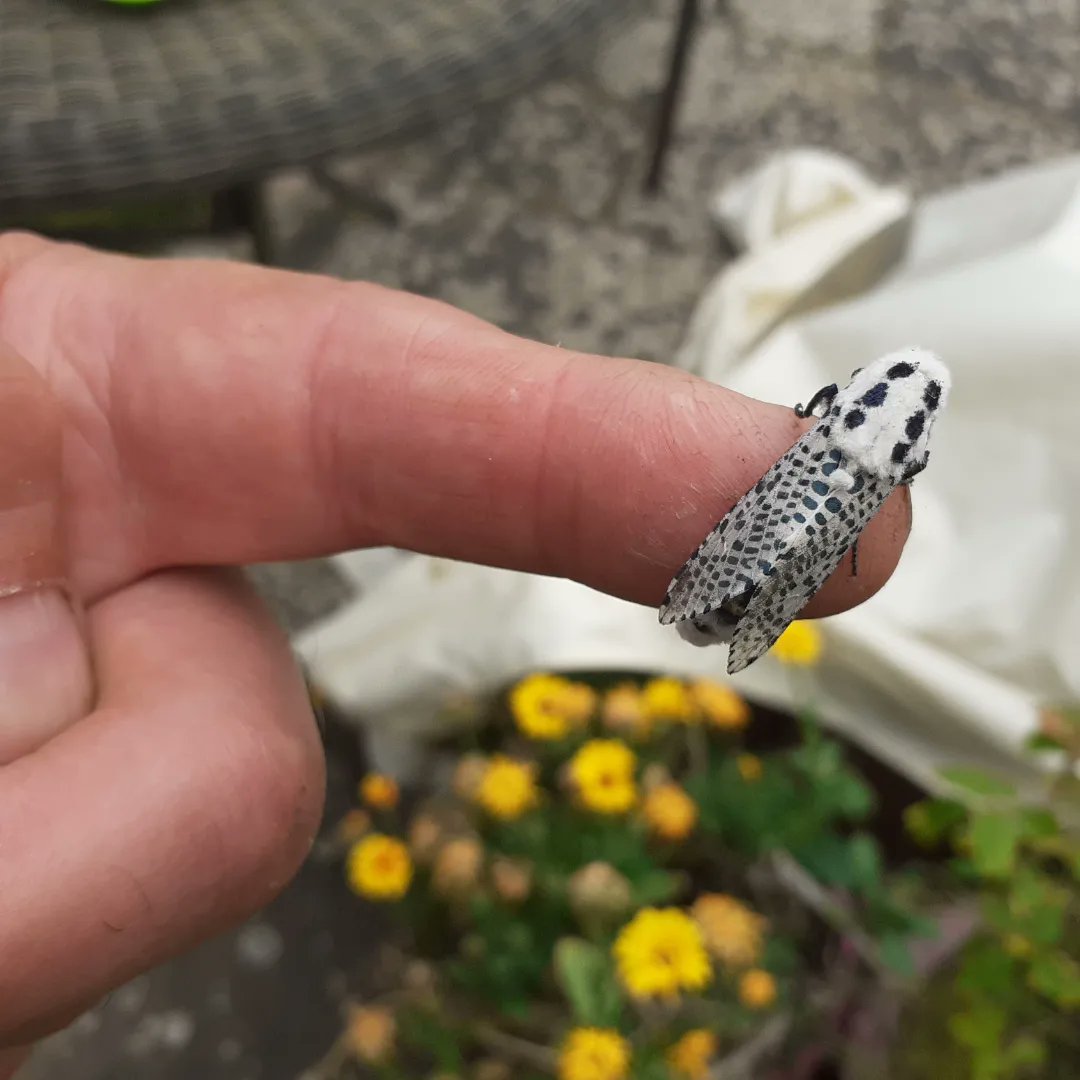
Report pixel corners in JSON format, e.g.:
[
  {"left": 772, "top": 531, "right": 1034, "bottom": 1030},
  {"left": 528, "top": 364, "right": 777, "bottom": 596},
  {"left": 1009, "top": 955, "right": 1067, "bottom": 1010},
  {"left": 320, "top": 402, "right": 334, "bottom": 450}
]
[
  {"left": 659, "top": 417, "right": 893, "bottom": 674},
  {"left": 725, "top": 470, "right": 891, "bottom": 672}
]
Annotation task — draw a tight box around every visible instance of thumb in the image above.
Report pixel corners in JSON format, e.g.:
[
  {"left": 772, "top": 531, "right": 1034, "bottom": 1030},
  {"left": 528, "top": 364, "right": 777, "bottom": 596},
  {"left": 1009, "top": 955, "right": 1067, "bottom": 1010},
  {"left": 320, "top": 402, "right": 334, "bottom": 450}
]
[{"left": 0, "top": 342, "right": 93, "bottom": 764}]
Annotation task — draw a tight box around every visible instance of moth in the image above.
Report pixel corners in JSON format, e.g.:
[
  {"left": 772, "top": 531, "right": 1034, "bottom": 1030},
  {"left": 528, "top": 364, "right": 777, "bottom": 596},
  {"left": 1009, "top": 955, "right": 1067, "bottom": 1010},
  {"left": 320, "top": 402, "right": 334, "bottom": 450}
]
[{"left": 658, "top": 348, "right": 951, "bottom": 674}]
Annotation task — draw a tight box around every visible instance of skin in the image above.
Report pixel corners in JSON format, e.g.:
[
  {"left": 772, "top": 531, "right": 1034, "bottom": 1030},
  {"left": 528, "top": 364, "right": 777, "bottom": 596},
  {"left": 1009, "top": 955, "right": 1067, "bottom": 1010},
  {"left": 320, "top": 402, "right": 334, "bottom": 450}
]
[{"left": 0, "top": 232, "right": 909, "bottom": 1072}]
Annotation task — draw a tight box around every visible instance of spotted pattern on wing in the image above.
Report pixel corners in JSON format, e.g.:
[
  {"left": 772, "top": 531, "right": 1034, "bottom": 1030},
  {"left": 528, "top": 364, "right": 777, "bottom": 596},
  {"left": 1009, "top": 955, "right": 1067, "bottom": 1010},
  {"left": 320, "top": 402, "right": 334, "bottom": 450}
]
[
  {"left": 726, "top": 472, "right": 891, "bottom": 672},
  {"left": 661, "top": 419, "right": 847, "bottom": 632}
]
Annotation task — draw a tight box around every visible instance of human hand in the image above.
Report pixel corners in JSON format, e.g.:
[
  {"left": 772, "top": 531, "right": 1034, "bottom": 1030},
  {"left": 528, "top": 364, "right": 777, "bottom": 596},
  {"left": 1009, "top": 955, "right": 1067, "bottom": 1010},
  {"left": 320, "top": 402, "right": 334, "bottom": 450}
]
[{"left": 0, "top": 233, "right": 909, "bottom": 1072}]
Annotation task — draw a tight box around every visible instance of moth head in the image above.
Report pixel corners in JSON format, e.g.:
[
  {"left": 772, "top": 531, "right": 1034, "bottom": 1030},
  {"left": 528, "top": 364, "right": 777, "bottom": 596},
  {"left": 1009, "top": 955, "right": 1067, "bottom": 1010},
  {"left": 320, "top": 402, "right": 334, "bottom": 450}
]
[{"left": 834, "top": 348, "right": 951, "bottom": 482}]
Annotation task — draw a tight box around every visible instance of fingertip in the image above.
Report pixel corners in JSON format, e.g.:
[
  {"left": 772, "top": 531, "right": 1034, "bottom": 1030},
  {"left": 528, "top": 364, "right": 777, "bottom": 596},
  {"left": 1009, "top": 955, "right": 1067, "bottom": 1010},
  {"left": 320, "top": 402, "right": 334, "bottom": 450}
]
[{"left": 801, "top": 484, "right": 912, "bottom": 618}]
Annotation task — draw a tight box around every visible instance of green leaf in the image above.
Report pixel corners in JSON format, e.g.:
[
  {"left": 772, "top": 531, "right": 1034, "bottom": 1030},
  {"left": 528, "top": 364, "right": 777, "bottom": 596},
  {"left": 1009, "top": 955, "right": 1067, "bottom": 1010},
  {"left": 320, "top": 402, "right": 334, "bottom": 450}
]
[
  {"left": 904, "top": 798, "right": 967, "bottom": 847},
  {"left": 791, "top": 833, "right": 854, "bottom": 887},
  {"left": 1018, "top": 807, "right": 1059, "bottom": 841},
  {"left": 967, "top": 812, "right": 1023, "bottom": 879},
  {"left": 1025, "top": 732, "right": 1065, "bottom": 753},
  {"left": 949, "top": 1001, "right": 1006, "bottom": 1055},
  {"left": 956, "top": 938, "right": 1017, "bottom": 998},
  {"left": 1002, "top": 1035, "right": 1046, "bottom": 1072},
  {"left": 877, "top": 932, "right": 916, "bottom": 977},
  {"left": 553, "top": 937, "right": 622, "bottom": 1027},
  {"left": 939, "top": 766, "right": 1017, "bottom": 799},
  {"left": 1028, "top": 952, "right": 1080, "bottom": 1009},
  {"left": 847, "top": 834, "right": 883, "bottom": 891},
  {"left": 631, "top": 870, "right": 681, "bottom": 906}
]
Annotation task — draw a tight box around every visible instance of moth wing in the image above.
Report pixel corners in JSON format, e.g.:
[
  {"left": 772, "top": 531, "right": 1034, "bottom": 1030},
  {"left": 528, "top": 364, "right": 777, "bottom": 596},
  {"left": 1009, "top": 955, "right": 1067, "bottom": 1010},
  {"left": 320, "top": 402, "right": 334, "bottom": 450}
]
[
  {"left": 726, "top": 472, "right": 893, "bottom": 673},
  {"left": 659, "top": 424, "right": 833, "bottom": 626}
]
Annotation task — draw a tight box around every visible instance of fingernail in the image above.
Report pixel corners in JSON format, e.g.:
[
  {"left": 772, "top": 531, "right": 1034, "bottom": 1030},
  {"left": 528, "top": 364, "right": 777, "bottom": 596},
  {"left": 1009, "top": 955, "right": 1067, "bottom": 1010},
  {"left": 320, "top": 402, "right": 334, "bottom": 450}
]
[{"left": 0, "top": 588, "right": 93, "bottom": 764}]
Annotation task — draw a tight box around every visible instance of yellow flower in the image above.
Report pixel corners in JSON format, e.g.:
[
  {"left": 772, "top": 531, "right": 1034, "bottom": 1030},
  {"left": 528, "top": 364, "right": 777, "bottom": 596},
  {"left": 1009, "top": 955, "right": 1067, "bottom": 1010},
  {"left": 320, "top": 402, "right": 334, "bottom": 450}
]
[
  {"left": 642, "top": 783, "right": 698, "bottom": 841},
  {"left": 569, "top": 739, "right": 638, "bottom": 815},
  {"left": 344, "top": 1004, "right": 396, "bottom": 1063},
  {"left": 601, "top": 683, "right": 651, "bottom": 738},
  {"left": 739, "top": 968, "right": 778, "bottom": 1009},
  {"left": 359, "top": 773, "right": 399, "bottom": 810},
  {"left": 736, "top": 754, "right": 763, "bottom": 782},
  {"left": 691, "top": 894, "right": 767, "bottom": 970},
  {"left": 642, "top": 677, "right": 697, "bottom": 723},
  {"left": 667, "top": 1030, "right": 718, "bottom": 1080},
  {"left": 432, "top": 837, "right": 484, "bottom": 897},
  {"left": 347, "top": 834, "right": 413, "bottom": 901},
  {"left": 770, "top": 621, "right": 823, "bottom": 666},
  {"left": 510, "top": 673, "right": 595, "bottom": 740},
  {"left": 613, "top": 908, "right": 713, "bottom": 999},
  {"left": 476, "top": 755, "right": 539, "bottom": 820},
  {"left": 692, "top": 680, "right": 750, "bottom": 730},
  {"left": 558, "top": 1028, "right": 631, "bottom": 1080}
]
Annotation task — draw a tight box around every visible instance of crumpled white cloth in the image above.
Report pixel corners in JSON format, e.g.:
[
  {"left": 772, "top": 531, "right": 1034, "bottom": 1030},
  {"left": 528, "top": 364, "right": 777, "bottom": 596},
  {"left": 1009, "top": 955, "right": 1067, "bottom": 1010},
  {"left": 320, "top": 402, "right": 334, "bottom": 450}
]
[{"left": 296, "top": 150, "right": 1080, "bottom": 792}]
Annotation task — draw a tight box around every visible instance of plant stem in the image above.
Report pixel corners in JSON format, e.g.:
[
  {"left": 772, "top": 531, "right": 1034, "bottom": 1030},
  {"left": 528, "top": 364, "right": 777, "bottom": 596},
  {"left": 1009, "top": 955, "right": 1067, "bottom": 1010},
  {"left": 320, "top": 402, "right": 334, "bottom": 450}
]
[
  {"left": 472, "top": 1023, "right": 557, "bottom": 1071},
  {"left": 709, "top": 1012, "right": 793, "bottom": 1079},
  {"left": 767, "top": 851, "right": 889, "bottom": 979}
]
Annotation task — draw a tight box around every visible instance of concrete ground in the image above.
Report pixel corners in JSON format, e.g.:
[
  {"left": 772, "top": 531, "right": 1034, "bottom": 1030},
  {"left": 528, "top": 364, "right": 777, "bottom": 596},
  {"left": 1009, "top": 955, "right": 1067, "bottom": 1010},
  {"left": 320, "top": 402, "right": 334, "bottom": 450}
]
[{"left": 20, "top": 0, "right": 1080, "bottom": 1076}]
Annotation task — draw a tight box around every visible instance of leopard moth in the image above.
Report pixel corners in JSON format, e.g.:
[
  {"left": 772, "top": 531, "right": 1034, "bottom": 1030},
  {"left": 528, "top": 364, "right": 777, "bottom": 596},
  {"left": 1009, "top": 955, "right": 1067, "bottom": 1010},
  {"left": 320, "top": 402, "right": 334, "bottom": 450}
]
[{"left": 658, "top": 347, "right": 951, "bottom": 674}]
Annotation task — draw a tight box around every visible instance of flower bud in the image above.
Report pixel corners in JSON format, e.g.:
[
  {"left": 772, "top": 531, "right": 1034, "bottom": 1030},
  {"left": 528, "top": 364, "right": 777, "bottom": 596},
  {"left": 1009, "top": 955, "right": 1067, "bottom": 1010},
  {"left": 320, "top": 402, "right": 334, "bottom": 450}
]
[
  {"left": 491, "top": 857, "right": 533, "bottom": 904},
  {"left": 453, "top": 753, "right": 489, "bottom": 800},
  {"left": 433, "top": 837, "right": 484, "bottom": 897},
  {"left": 336, "top": 809, "right": 372, "bottom": 844},
  {"left": 568, "top": 861, "right": 632, "bottom": 921},
  {"left": 641, "top": 763, "right": 673, "bottom": 792},
  {"left": 408, "top": 814, "right": 443, "bottom": 863},
  {"left": 474, "top": 1060, "right": 513, "bottom": 1080},
  {"left": 344, "top": 1004, "right": 395, "bottom": 1063}
]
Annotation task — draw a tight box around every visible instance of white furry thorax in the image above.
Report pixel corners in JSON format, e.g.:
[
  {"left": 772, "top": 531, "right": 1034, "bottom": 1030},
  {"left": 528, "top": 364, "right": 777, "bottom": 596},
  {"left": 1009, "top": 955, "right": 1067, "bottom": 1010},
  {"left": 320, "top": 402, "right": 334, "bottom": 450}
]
[{"left": 828, "top": 348, "right": 950, "bottom": 483}]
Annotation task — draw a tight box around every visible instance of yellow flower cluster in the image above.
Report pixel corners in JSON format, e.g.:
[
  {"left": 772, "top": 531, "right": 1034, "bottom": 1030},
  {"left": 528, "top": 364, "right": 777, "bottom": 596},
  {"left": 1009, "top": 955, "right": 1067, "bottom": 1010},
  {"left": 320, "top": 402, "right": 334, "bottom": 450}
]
[
  {"left": 510, "top": 673, "right": 596, "bottom": 740},
  {"left": 601, "top": 682, "right": 651, "bottom": 738},
  {"left": 569, "top": 740, "right": 637, "bottom": 814},
  {"left": 475, "top": 755, "right": 539, "bottom": 820},
  {"left": 613, "top": 907, "right": 712, "bottom": 999},
  {"left": 667, "top": 1029, "right": 718, "bottom": 1080},
  {"left": 622, "top": 676, "right": 753, "bottom": 733},
  {"left": 641, "top": 677, "right": 696, "bottom": 723},
  {"left": 692, "top": 680, "right": 750, "bottom": 730},
  {"left": 642, "top": 782, "right": 697, "bottom": 841},
  {"left": 691, "top": 893, "right": 767, "bottom": 970},
  {"left": 558, "top": 1028, "right": 630, "bottom": 1080},
  {"left": 770, "top": 620, "right": 823, "bottom": 665},
  {"left": 347, "top": 834, "right": 413, "bottom": 901}
]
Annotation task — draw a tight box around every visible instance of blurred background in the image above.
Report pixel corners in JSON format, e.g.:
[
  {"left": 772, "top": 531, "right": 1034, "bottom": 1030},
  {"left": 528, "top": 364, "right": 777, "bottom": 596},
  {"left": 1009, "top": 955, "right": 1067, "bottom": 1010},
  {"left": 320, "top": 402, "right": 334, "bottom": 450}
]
[{"left": 6, "top": 0, "right": 1080, "bottom": 1077}]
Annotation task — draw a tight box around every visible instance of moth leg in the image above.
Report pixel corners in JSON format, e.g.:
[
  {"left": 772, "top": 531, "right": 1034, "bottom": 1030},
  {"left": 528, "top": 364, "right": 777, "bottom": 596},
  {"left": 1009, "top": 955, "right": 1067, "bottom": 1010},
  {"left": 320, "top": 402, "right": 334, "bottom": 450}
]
[
  {"left": 850, "top": 537, "right": 860, "bottom": 578},
  {"left": 794, "top": 382, "right": 839, "bottom": 419}
]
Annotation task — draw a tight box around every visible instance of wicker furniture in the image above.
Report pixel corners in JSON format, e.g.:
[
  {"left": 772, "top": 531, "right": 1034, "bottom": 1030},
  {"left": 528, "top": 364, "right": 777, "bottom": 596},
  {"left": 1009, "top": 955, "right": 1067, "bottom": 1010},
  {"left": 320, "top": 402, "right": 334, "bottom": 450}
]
[{"left": 0, "top": 0, "right": 641, "bottom": 257}]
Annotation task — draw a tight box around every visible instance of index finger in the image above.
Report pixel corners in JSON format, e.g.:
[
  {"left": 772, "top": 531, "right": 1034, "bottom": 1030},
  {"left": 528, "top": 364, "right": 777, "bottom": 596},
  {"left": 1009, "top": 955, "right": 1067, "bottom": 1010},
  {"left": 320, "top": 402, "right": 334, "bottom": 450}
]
[{"left": 0, "top": 234, "right": 908, "bottom": 614}]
